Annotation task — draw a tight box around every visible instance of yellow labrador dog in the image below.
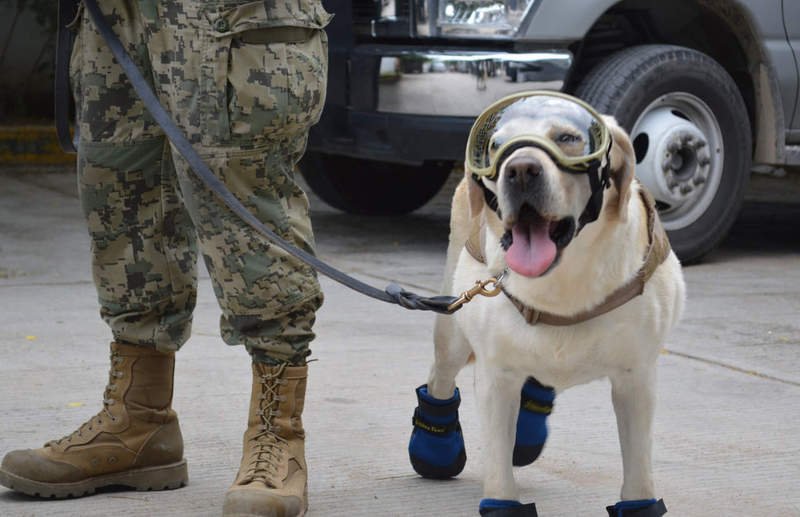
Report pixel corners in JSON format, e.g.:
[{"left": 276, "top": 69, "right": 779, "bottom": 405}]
[{"left": 408, "top": 92, "right": 685, "bottom": 517}]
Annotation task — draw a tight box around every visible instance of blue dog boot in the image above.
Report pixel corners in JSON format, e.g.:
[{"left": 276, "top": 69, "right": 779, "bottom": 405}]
[
  {"left": 513, "top": 377, "right": 555, "bottom": 466},
  {"left": 408, "top": 384, "right": 466, "bottom": 479},
  {"left": 606, "top": 498, "right": 667, "bottom": 516},
  {"left": 479, "top": 498, "right": 538, "bottom": 516}
]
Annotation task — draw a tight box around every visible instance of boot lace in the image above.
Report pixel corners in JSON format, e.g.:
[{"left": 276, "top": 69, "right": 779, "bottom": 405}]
[
  {"left": 243, "top": 363, "right": 291, "bottom": 486},
  {"left": 47, "top": 349, "right": 124, "bottom": 447}
]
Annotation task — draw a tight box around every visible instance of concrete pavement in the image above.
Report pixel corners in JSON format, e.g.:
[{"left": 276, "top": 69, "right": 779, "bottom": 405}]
[{"left": 0, "top": 167, "right": 798, "bottom": 516}]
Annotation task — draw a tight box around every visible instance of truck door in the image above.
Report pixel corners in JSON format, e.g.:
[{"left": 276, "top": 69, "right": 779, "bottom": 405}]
[{"left": 784, "top": 0, "right": 800, "bottom": 137}]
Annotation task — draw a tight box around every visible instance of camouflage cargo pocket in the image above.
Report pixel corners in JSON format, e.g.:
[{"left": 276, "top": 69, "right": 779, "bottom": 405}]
[{"left": 208, "top": 0, "right": 332, "bottom": 142}]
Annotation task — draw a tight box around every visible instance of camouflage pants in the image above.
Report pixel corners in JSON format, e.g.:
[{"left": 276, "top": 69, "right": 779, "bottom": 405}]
[{"left": 70, "top": 0, "right": 331, "bottom": 364}]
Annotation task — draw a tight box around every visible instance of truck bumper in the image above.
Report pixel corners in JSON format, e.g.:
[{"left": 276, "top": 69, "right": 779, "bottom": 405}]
[{"left": 308, "top": 46, "right": 573, "bottom": 165}]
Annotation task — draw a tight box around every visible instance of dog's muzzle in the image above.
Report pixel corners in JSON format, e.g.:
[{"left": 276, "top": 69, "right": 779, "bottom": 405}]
[{"left": 500, "top": 202, "right": 576, "bottom": 278}]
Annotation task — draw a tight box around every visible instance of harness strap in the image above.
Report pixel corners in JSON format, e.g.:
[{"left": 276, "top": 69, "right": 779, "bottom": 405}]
[
  {"left": 465, "top": 187, "right": 670, "bottom": 326},
  {"left": 75, "top": 0, "right": 459, "bottom": 315},
  {"left": 465, "top": 225, "right": 486, "bottom": 265},
  {"left": 502, "top": 276, "right": 644, "bottom": 326}
]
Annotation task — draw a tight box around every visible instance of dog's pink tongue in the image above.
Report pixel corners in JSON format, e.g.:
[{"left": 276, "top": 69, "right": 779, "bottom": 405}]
[{"left": 506, "top": 222, "right": 557, "bottom": 277}]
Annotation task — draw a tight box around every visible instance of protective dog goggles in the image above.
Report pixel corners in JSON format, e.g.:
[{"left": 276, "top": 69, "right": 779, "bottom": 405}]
[{"left": 465, "top": 91, "right": 612, "bottom": 180}]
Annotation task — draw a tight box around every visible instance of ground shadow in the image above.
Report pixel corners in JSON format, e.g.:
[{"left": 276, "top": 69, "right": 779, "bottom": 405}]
[{"left": 700, "top": 201, "right": 800, "bottom": 265}]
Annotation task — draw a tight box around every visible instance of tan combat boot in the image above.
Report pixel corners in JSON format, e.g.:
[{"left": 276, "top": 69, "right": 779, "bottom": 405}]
[
  {"left": 223, "top": 363, "right": 309, "bottom": 517},
  {"left": 0, "top": 342, "right": 187, "bottom": 498}
]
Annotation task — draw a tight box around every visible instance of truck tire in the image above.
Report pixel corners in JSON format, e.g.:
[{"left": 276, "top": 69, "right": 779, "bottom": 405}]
[
  {"left": 576, "top": 44, "right": 752, "bottom": 263},
  {"left": 299, "top": 153, "right": 453, "bottom": 215}
]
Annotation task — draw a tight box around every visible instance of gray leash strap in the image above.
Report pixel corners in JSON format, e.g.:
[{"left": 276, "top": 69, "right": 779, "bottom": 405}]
[{"left": 77, "top": 0, "right": 459, "bottom": 315}]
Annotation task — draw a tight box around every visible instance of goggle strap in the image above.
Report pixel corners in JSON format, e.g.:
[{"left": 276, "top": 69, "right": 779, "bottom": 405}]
[
  {"left": 472, "top": 175, "right": 500, "bottom": 214},
  {"left": 577, "top": 144, "right": 613, "bottom": 232}
]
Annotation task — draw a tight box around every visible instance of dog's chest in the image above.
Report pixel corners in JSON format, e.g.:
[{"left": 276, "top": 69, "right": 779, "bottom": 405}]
[{"left": 458, "top": 296, "right": 622, "bottom": 388}]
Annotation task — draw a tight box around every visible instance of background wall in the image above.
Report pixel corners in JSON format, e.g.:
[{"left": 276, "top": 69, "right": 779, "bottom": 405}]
[{"left": 0, "top": 1, "right": 58, "bottom": 121}]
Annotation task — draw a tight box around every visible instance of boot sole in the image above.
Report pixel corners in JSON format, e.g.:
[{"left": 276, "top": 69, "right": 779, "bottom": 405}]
[
  {"left": 0, "top": 459, "right": 188, "bottom": 499},
  {"left": 222, "top": 483, "right": 308, "bottom": 517}
]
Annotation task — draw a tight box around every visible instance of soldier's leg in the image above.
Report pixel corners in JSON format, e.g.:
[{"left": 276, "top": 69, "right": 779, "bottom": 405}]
[
  {"left": 74, "top": 0, "right": 199, "bottom": 351},
  {"left": 172, "top": 140, "right": 322, "bottom": 517},
  {"left": 172, "top": 141, "right": 323, "bottom": 365},
  {"left": 142, "top": 3, "right": 329, "bottom": 514},
  {"left": 0, "top": 0, "right": 191, "bottom": 498},
  {"left": 170, "top": 56, "right": 325, "bottom": 517}
]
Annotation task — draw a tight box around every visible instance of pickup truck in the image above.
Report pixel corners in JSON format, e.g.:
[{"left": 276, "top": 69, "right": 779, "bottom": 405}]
[{"left": 300, "top": 0, "right": 800, "bottom": 262}]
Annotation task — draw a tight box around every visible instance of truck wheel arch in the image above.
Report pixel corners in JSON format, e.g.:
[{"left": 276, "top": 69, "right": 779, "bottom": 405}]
[{"left": 558, "top": 0, "right": 786, "bottom": 165}]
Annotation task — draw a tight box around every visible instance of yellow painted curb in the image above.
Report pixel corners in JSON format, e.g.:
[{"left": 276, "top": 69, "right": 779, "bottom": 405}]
[{"left": 0, "top": 126, "right": 75, "bottom": 166}]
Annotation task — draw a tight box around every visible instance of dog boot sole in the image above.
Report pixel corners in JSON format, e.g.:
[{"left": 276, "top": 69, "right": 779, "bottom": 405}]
[
  {"left": 410, "top": 447, "right": 466, "bottom": 479},
  {"left": 512, "top": 443, "right": 544, "bottom": 467}
]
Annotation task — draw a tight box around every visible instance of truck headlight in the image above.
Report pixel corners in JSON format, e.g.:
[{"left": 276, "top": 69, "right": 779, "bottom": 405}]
[{"left": 437, "top": 0, "right": 538, "bottom": 38}]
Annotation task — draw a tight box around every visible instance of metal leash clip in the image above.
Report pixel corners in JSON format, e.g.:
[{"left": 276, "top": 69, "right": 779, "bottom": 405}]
[{"left": 447, "top": 272, "right": 506, "bottom": 312}]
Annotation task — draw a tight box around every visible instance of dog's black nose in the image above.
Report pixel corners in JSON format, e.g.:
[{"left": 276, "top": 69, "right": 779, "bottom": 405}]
[{"left": 504, "top": 157, "right": 543, "bottom": 190}]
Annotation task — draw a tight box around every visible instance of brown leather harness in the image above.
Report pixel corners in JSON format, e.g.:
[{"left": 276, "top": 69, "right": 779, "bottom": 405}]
[{"left": 464, "top": 188, "right": 672, "bottom": 326}]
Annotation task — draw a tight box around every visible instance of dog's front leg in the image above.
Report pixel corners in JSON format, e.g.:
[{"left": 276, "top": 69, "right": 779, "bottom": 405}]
[
  {"left": 475, "top": 362, "right": 523, "bottom": 506},
  {"left": 408, "top": 314, "right": 472, "bottom": 479},
  {"left": 607, "top": 368, "right": 668, "bottom": 516},
  {"left": 428, "top": 314, "right": 473, "bottom": 399},
  {"left": 610, "top": 367, "right": 657, "bottom": 500}
]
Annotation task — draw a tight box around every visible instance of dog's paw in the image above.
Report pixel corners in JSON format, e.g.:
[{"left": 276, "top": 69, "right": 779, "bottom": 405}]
[
  {"left": 606, "top": 498, "right": 667, "bottom": 516},
  {"left": 479, "top": 499, "right": 538, "bottom": 516},
  {"left": 513, "top": 377, "right": 555, "bottom": 467},
  {"left": 408, "top": 384, "right": 466, "bottom": 479}
]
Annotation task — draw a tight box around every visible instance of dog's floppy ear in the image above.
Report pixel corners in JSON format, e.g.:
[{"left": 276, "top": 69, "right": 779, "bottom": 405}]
[
  {"left": 464, "top": 167, "right": 486, "bottom": 218},
  {"left": 602, "top": 115, "right": 635, "bottom": 221}
]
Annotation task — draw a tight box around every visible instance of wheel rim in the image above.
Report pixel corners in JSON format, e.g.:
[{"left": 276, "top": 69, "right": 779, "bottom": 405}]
[{"left": 630, "top": 92, "right": 724, "bottom": 231}]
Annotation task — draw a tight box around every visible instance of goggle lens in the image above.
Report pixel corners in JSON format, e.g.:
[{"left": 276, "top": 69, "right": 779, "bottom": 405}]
[{"left": 466, "top": 91, "right": 611, "bottom": 179}]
